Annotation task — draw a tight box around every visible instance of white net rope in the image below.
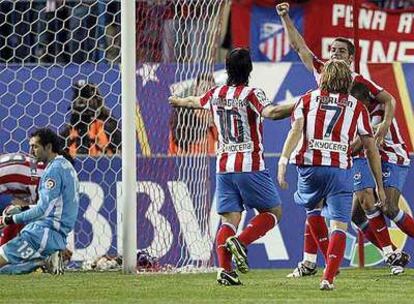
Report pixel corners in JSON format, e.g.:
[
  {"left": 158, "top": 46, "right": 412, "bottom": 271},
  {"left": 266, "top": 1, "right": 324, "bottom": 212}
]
[
  {"left": 0, "top": 0, "right": 227, "bottom": 272},
  {"left": 0, "top": 0, "right": 121, "bottom": 269},
  {"left": 135, "top": 0, "right": 228, "bottom": 272},
  {"left": 168, "top": 0, "right": 229, "bottom": 271}
]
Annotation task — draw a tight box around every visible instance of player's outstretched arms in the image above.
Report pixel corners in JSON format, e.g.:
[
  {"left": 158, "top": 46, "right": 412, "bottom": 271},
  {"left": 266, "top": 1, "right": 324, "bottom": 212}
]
[
  {"left": 168, "top": 96, "right": 202, "bottom": 109},
  {"left": 276, "top": 2, "right": 314, "bottom": 72},
  {"left": 360, "top": 135, "right": 386, "bottom": 207},
  {"left": 262, "top": 101, "right": 295, "bottom": 120}
]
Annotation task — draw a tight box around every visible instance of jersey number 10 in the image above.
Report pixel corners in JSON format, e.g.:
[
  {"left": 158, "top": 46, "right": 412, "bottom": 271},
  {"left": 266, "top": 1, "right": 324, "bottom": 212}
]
[{"left": 217, "top": 108, "right": 244, "bottom": 144}]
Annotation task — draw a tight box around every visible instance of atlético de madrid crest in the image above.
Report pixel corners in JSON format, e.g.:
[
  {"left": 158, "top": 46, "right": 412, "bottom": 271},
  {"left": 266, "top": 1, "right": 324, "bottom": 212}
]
[{"left": 259, "top": 23, "right": 290, "bottom": 62}]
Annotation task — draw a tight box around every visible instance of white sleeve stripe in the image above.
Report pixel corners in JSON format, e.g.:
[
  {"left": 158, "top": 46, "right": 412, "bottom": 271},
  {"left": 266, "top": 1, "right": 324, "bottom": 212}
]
[{"left": 44, "top": 196, "right": 61, "bottom": 218}]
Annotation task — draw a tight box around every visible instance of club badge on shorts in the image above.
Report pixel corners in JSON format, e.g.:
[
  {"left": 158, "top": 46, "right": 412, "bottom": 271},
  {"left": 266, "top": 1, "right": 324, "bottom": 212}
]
[{"left": 45, "top": 178, "right": 56, "bottom": 190}]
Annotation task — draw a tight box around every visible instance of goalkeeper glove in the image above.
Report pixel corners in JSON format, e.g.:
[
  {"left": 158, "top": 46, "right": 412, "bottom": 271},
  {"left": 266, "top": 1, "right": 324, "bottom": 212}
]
[
  {"left": 0, "top": 215, "right": 14, "bottom": 229},
  {"left": 2, "top": 205, "right": 29, "bottom": 218}
]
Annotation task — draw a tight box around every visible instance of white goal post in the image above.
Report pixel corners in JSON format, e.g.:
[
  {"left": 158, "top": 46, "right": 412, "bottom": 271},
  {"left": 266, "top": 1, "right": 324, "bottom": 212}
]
[{"left": 121, "top": 0, "right": 137, "bottom": 274}]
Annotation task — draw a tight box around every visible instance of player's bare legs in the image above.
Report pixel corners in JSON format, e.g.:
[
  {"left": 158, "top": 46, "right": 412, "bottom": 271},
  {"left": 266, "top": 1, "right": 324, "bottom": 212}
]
[
  {"left": 354, "top": 189, "right": 394, "bottom": 255},
  {"left": 352, "top": 195, "right": 385, "bottom": 248}
]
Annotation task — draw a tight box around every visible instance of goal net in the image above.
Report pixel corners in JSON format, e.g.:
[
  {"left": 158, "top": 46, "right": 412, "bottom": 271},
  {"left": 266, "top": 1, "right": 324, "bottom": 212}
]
[
  {"left": 0, "top": 0, "right": 122, "bottom": 270},
  {"left": 135, "top": 0, "right": 229, "bottom": 272},
  {"left": 0, "top": 0, "right": 228, "bottom": 272}
]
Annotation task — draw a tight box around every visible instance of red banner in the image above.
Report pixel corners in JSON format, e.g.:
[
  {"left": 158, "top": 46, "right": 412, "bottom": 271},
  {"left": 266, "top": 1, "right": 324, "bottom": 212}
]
[{"left": 304, "top": 0, "right": 414, "bottom": 63}]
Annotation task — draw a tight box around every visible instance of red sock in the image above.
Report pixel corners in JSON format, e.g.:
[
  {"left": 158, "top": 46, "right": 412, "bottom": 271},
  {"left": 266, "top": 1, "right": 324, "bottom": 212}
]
[
  {"left": 360, "top": 224, "right": 381, "bottom": 249},
  {"left": 367, "top": 211, "right": 392, "bottom": 248},
  {"left": 215, "top": 223, "right": 236, "bottom": 271},
  {"left": 395, "top": 211, "right": 414, "bottom": 238},
  {"left": 304, "top": 221, "right": 318, "bottom": 256},
  {"left": 0, "top": 223, "right": 25, "bottom": 246},
  {"left": 323, "top": 230, "right": 346, "bottom": 284},
  {"left": 307, "top": 214, "right": 329, "bottom": 262},
  {"left": 238, "top": 212, "right": 276, "bottom": 246},
  {"left": 360, "top": 223, "right": 397, "bottom": 251}
]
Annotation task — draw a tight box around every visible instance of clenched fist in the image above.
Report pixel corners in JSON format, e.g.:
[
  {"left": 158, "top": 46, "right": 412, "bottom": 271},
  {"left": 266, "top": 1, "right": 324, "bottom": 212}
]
[{"left": 276, "top": 2, "right": 290, "bottom": 17}]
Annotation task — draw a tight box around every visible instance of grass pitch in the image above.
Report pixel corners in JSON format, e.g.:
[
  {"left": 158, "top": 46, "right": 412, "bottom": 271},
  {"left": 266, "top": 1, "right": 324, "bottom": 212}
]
[{"left": 0, "top": 268, "right": 413, "bottom": 303}]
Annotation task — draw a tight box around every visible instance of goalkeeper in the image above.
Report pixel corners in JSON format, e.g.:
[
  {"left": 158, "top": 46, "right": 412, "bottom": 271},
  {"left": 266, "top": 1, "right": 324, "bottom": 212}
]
[{"left": 0, "top": 128, "right": 79, "bottom": 275}]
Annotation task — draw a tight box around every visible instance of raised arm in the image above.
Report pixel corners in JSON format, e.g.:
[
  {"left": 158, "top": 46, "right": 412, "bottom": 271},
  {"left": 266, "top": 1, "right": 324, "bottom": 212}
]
[
  {"left": 276, "top": 2, "right": 315, "bottom": 72},
  {"left": 277, "top": 117, "right": 304, "bottom": 189},
  {"left": 168, "top": 96, "right": 203, "bottom": 109}
]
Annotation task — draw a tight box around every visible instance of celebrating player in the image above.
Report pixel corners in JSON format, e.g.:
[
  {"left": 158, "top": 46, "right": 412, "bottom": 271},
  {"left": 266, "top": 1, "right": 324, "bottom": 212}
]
[
  {"left": 276, "top": 2, "right": 412, "bottom": 276},
  {"left": 277, "top": 60, "right": 385, "bottom": 290},
  {"left": 169, "top": 48, "right": 293, "bottom": 285},
  {"left": 0, "top": 128, "right": 79, "bottom": 275}
]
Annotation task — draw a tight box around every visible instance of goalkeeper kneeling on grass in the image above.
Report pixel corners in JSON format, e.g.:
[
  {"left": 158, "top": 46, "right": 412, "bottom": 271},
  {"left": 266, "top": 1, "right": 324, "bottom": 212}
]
[{"left": 0, "top": 128, "right": 79, "bottom": 275}]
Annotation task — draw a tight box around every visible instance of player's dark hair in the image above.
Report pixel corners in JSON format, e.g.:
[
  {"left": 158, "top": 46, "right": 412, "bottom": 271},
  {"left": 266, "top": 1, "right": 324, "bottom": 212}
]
[
  {"left": 350, "top": 82, "right": 372, "bottom": 102},
  {"left": 320, "top": 60, "right": 352, "bottom": 94},
  {"left": 30, "top": 128, "right": 61, "bottom": 153},
  {"left": 31, "top": 128, "right": 76, "bottom": 165},
  {"left": 332, "top": 37, "right": 355, "bottom": 56},
  {"left": 226, "top": 48, "right": 252, "bottom": 86}
]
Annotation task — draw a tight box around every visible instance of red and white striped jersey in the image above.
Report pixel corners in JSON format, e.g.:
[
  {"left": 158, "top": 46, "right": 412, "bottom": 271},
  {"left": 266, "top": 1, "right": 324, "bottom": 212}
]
[
  {"left": 312, "top": 57, "right": 383, "bottom": 97},
  {"left": 368, "top": 102, "right": 410, "bottom": 166},
  {"left": 0, "top": 153, "right": 44, "bottom": 203},
  {"left": 200, "top": 85, "right": 270, "bottom": 173},
  {"left": 291, "top": 89, "right": 373, "bottom": 169},
  {"left": 312, "top": 56, "right": 409, "bottom": 165}
]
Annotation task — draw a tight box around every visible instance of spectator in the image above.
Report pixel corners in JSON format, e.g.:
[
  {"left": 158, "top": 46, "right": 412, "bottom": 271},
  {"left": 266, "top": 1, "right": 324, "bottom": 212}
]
[
  {"left": 136, "top": 1, "right": 170, "bottom": 63},
  {"left": 60, "top": 80, "right": 121, "bottom": 157},
  {"left": 367, "top": 0, "right": 414, "bottom": 9},
  {"left": 35, "top": 0, "right": 70, "bottom": 64},
  {"left": 104, "top": 0, "right": 121, "bottom": 63},
  {"left": 65, "top": 0, "right": 104, "bottom": 64},
  {"left": 0, "top": 0, "right": 119, "bottom": 64}
]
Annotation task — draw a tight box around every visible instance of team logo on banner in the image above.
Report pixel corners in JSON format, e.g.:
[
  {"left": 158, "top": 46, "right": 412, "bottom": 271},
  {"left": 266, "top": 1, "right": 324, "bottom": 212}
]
[{"left": 259, "top": 23, "right": 290, "bottom": 62}]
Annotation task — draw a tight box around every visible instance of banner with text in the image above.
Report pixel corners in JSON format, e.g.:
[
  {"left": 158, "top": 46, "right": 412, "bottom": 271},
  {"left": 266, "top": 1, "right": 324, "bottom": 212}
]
[
  {"left": 249, "top": 1, "right": 414, "bottom": 63},
  {"left": 303, "top": 0, "right": 414, "bottom": 62}
]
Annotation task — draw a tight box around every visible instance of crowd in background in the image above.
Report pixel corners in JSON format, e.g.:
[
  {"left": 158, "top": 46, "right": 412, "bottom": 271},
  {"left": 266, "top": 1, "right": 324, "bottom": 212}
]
[
  {"left": 0, "top": 0, "right": 120, "bottom": 64},
  {"left": 368, "top": 0, "right": 414, "bottom": 9},
  {"left": 0, "top": 0, "right": 413, "bottom": 65}
]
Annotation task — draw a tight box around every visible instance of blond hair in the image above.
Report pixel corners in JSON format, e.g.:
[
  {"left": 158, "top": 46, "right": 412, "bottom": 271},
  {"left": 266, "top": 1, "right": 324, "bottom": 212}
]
[{"left": 320, "top": 60, "right": 353, "bottom": 94}]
